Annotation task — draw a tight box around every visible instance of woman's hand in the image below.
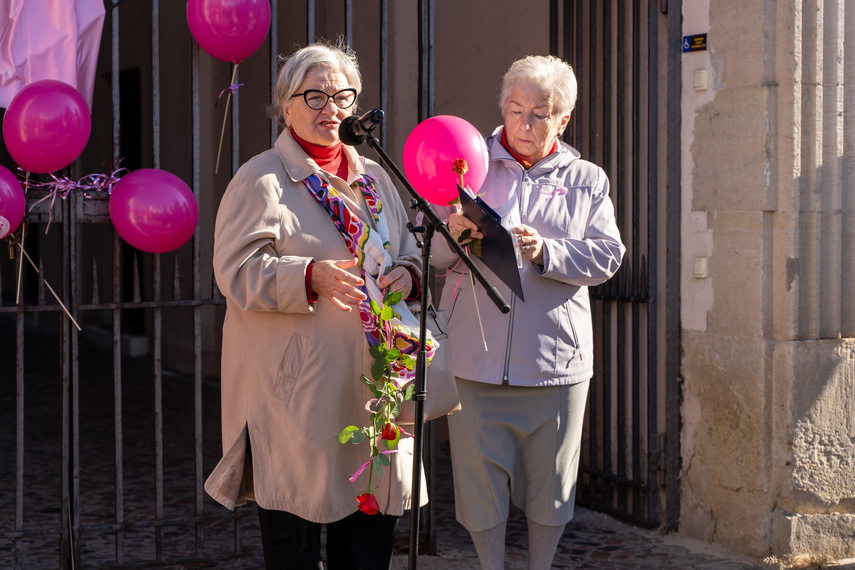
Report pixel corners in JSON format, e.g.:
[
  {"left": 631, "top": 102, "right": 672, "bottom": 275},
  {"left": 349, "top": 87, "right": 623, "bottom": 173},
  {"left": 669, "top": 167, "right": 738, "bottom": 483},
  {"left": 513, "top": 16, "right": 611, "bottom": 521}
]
[
  {"left": 311, "top": 258, "right": 367, "bottom": 312},
  {"left": 377, "top": 266, "right": 413, "bottom": 298},
  {"left": 448, "top": 212, "right": 482, "bottom": 244},
  {"left": 512, "top": 224, "right": 545, "bottom": 265}
]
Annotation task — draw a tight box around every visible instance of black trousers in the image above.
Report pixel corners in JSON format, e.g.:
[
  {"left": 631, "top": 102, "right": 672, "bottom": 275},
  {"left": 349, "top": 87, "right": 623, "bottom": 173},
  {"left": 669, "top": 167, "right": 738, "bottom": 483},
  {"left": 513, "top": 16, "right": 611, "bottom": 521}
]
[{"left": 257, "top": 505, "right": 399, "bottom": 570}]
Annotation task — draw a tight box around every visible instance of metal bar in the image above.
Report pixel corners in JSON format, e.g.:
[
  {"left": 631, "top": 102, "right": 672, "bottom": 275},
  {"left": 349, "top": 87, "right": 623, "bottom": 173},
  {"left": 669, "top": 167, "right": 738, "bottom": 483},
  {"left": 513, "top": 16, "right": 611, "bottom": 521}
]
[
  {"left": 307, "top": 0, "right": 315, "bottom": 44},
  {"left": 379, "top": 0, "right": 388, "bottom": 144},
  {"left": 630, "top": 0, "right": 642, "bottom": 521},
  {"left": 111, "top": 3, "right": 125, "bottom": 563},
  {"left": 665, "top": 0, "right": 683, "bottom": 531},
  {"left": 600, "top": 0, "right": 614, "bottom": 514},
  {"left": 15, "top": 281, "right": 24, "bottom": 570},
  {"left": 550, "top": 0, "right": 559, "bottom": 56},
  {"left": 563, "top": 1, "right": 573, "bottom": 141},
  {"left": 615, "top": 0, "right": 627, "bottom": 517},
  {"left": 154, "top": 254, "right": 165, "bottom": 563},
  {"left": 193, "top": 67, "right": 205, "bottom": 568},
  {"left": 152, "top": 1, "right": 165, "bottom": 560},
  {"left": 574, "top": 0, "right": 583, "bottom": 145},
  {"left": 588, "top": 0, "right": 597, "bottom": 163},
  {"left": 418, "top": 0, "right": 435, "bottom": 121},
  {"left": 152, "top": 0, "right": 161, "bottom": 170},
  {"left": 646, "top": 0, "right": 660, "bottom": 526},
  {"left": 62, "top": 206, "right": 72, "bottom": 570},
  {"left": 271, "top": 0, "right": 279, "bottom": 148},
  {"left": 0, "top": 298, "right": 225, "bottom": 313},
  {"left": 191, "top": 36, "right": 210, "bottom": 559},
  {"left": 345, "top": 0, "right": 353, "bottom": 46},
  {"left": 67, "top": 179, "right": 82, "bottom": 566}
]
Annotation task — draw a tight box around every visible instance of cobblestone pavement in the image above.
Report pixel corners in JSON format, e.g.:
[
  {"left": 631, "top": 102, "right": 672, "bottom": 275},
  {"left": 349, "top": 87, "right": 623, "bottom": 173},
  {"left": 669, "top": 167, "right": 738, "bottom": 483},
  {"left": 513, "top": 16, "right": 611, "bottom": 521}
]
[{"left": 0, "top": 320, "right": 820, "bottom": 569}]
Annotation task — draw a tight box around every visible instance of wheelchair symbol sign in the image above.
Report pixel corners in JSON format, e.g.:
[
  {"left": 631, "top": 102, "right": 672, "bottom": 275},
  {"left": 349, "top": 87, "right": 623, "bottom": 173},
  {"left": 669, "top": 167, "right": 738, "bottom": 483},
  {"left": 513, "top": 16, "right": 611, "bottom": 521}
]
[{"left": 683, "top": 33, "right": 707, "bottom": 52}]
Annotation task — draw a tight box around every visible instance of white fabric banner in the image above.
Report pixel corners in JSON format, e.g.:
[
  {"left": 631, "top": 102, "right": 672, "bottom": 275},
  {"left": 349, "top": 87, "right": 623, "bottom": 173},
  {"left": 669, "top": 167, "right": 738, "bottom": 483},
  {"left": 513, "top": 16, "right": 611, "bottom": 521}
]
[{"left": 0, "top": 0, "right": 106, "bottom": 109}]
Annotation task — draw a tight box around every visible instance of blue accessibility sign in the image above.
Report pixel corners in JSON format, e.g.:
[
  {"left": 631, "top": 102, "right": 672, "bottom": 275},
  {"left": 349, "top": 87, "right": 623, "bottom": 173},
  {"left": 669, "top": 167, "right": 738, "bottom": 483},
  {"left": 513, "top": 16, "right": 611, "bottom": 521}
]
[{"left": 683, "top": 33, "right": 707, "bottom": 52}]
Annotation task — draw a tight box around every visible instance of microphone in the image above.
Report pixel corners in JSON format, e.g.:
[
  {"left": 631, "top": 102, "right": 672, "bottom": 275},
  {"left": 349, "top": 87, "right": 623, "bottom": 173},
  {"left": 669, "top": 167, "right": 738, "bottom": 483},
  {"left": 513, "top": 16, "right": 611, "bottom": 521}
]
[{"left": 339, "top": 108, "right": 385, "bottom": 146}]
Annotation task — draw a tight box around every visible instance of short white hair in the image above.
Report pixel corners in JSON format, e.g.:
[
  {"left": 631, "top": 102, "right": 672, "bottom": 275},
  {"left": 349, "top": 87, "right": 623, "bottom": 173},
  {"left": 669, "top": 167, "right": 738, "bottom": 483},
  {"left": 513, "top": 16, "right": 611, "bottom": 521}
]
[
  {"left": 499, "top": 55, "right": 577, "bottom": 118},
  {"left": 269, "top": 39, "right": 362, "bottom": 126}
]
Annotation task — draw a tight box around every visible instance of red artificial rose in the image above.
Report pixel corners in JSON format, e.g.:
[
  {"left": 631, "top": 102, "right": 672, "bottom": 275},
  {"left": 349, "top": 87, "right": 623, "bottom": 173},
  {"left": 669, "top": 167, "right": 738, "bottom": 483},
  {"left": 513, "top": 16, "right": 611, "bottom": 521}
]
[
  {"left": 452, "top": 158, "right": 468, "bottom": 175},
  {"left": 357, "top": 492, "right": 380, "bottom": 515},
  {"left": 380, "top": 422, "right": 398, "bottom": 441}
]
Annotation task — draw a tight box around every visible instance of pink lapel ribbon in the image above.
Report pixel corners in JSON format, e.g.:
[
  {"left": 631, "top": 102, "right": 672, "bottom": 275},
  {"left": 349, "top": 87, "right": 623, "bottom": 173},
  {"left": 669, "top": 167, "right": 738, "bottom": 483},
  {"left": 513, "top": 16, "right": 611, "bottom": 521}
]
[{"left": 540, "top": 186, "right": 568, "bottom": 198}]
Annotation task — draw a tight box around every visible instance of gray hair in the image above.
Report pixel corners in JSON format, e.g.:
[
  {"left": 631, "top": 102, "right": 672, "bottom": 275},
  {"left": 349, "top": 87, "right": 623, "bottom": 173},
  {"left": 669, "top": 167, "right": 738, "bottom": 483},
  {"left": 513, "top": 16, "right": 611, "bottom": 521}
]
[
  {"left": 498, "top": 55, "right": 577, "bottom": 118},
  {"left": 268, "top": 40, "right": 362, "bottom": 126}
]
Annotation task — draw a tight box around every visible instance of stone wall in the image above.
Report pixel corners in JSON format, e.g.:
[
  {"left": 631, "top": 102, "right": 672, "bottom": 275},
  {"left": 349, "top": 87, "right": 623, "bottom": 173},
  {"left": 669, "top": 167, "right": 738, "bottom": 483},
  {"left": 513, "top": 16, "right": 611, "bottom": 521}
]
[{"left": 680, "top": 0, "right": 855, "bottom": 559}]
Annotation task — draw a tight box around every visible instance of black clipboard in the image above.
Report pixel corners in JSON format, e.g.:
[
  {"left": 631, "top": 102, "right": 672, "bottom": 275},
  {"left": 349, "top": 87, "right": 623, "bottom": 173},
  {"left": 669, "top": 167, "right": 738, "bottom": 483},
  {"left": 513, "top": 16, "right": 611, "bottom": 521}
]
[{"left": 457, "top": 186, "right": 525, "bottom": 301}]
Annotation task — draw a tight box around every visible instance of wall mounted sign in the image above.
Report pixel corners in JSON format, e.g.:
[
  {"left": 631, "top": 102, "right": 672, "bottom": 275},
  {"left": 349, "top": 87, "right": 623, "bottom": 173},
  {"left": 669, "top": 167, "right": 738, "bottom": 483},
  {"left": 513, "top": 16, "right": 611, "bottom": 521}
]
[{"left": 682, "top": 33, "right": 708, "bottom": 52}]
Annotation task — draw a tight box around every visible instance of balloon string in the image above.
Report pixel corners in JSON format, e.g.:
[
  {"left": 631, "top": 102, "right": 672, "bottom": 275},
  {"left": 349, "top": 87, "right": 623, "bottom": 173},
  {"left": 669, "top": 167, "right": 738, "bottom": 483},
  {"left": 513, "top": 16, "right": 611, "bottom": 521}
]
[
  {"left": 19, "top": 167, "right": 126, "bottom": 235},
  {"left": 215, "top": 63, "right": 239, "bottom": 176},
  {"left": 15, "top": 240, "right": 81, "bottom": 331},
  {"left": 469, "top": 255, "right": 489, "bottom": 352}
]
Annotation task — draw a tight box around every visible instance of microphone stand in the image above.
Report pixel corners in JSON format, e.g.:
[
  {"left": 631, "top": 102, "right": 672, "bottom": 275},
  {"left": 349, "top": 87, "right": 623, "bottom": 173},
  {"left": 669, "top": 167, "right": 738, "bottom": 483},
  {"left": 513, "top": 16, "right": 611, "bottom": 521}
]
[{"left": 357, "top": 128, "right": 509, "bottom": 570}]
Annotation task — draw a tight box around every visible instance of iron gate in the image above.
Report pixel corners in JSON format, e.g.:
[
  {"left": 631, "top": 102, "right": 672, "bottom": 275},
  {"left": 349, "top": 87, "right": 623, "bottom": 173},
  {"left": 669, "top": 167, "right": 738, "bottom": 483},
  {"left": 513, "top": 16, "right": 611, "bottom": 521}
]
[
  {"left": 0, "top": 0, "right": 681, "bottom": 567},
  {"left": 558, "top": 0, "right": 682, "bottom": 529},
  {"left": 0, "top": 1, "right": 439, "bottom": 567}
]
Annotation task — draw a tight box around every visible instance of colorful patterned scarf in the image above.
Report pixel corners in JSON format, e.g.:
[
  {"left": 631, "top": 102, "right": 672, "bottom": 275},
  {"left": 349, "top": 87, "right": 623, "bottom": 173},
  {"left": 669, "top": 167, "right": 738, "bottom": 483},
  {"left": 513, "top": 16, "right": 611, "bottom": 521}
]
[{"left": 303, "top": 171, "right": 434, "bottom": 385}]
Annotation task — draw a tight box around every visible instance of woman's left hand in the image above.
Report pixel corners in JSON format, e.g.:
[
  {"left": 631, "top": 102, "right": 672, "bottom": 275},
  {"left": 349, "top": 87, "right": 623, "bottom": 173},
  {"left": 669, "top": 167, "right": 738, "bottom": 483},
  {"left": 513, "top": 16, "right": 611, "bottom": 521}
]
[
  {"left": 512, "top": 224, "right": 545, "bottom": 265},
  {"left": 377, "top": 266, "right": 413, "bottom": 298}
]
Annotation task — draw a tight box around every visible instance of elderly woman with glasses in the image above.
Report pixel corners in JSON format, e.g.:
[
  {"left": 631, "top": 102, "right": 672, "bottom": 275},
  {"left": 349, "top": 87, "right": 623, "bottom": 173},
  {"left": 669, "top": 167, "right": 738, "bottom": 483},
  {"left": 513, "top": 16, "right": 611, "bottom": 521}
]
[
  {"left": 205, "top": 41, "right": 425, "bottom": 570},
  {"left": 431, "top": 55, "right": 625, "bottom": 569}
]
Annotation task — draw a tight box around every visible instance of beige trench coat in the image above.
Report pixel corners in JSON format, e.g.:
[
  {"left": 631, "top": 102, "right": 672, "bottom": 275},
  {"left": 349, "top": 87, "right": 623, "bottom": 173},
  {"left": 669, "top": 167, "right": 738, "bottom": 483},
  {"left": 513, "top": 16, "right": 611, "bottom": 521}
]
[{"left": 205, "top": 129, "right": 426, "bottom": 522}]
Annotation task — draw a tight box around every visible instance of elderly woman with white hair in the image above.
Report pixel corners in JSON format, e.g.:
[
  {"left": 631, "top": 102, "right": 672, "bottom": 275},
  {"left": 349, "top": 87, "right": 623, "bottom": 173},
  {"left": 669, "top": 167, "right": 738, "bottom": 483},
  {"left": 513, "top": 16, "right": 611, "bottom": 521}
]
[
  {"left": 205, "top": 41, "right": 425, "bottom": 569},
  {"left": 431, "top": 55, "right": 625, "bottom": 569}
]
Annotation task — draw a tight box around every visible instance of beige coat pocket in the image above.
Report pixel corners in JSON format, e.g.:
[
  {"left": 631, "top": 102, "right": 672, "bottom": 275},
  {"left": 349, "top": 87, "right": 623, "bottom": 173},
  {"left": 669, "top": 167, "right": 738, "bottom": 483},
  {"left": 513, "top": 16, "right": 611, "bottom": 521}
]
[{"left": 275, "top": 332, "right": 309, "bottom": 402}]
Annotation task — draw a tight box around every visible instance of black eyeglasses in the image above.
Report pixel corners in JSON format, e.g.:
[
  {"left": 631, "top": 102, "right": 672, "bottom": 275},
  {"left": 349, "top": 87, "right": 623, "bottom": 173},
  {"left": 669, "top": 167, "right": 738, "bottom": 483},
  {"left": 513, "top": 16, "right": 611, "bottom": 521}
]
[{"left": 291, "top": 88, "right": 357, "bottom": 110}]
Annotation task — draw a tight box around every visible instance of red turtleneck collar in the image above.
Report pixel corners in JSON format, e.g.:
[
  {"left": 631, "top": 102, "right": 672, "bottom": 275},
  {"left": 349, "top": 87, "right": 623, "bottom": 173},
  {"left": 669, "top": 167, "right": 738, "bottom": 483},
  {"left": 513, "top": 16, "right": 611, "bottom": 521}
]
[
  {"left": 290, "top": 128, "right": 349, "bottom": 180},
  {"left": 500, "top": 128, "right": 558, "bottom": 170}
]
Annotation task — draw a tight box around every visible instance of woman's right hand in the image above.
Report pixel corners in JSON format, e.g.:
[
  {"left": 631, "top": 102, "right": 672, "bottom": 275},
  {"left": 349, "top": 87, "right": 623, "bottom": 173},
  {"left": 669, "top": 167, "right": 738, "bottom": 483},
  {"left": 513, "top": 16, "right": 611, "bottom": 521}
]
[
  {"left": 311, "top": 258, "right": 368, "bottom": 312},
  {"left": 448, "top": 212, "right": 483, "bottom": 244}
]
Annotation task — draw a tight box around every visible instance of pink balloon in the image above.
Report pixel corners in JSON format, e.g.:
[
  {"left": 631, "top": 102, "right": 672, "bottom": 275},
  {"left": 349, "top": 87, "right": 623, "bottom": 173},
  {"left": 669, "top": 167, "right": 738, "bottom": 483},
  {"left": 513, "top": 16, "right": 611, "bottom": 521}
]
[
  {"left": 0, "top": 165, "right": 25, "bottom": 239},
  {"left": 187, "top": 0, "right": 271, "bottom": 63},
  {"left": 2, "top": 79, "right": 91, "bottom": 174},
  {"left": 403, "top": 116, "right": 489, "bottom": 206},
  {"left": 109, "top": 169, "right": 199, "bottom": 254}
]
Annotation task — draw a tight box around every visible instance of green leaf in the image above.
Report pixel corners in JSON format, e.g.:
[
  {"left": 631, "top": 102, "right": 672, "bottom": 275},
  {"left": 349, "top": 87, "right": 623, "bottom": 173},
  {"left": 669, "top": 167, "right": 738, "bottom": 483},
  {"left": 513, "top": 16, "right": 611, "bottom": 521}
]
[
  {"left": 380, "top": 306, "right": 395, "bottom": 321},
  {"left": 370, "top": 300, "right": 381, "bottom": 315},
  {"left": 390, "top": 402, "right": 401, "bottom": 418},
  {"left": 350, "top": 430, "right": 368, "bottom": 444},
  {"left": 360, "top": 374, "right": 382, "bottom": 398},
  {"left": 385, "top": 347, "right": 402, "bottom": 362},
  {"left": 374, "top": 415, "right": 386, "bottom": 433},
  {"left": 403, "top": 384, "right": 416, "bottom": 400},
  {"left": 378, "top": 453, "right": 391, "bottom": 466},
  {"left": 458, "top": 229, "right": 471, "bottom": 243},
  {"left": 336, "top": 426, "right": 361, "bottom": 444},
  {"left": 369, "top": 344, "right": 385, "bottom": 360},
  {"left": 372, "top": 358, "right": 387, "bottom": 382},
  {"left": 384, "top": 290, "right": 403, "bottom": 306},
  {"left": 372, "top": 456, "right": 384, "bottom": 478},
  {"left": 470, "top": 238, "right": 482, "bottom": 257}
]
